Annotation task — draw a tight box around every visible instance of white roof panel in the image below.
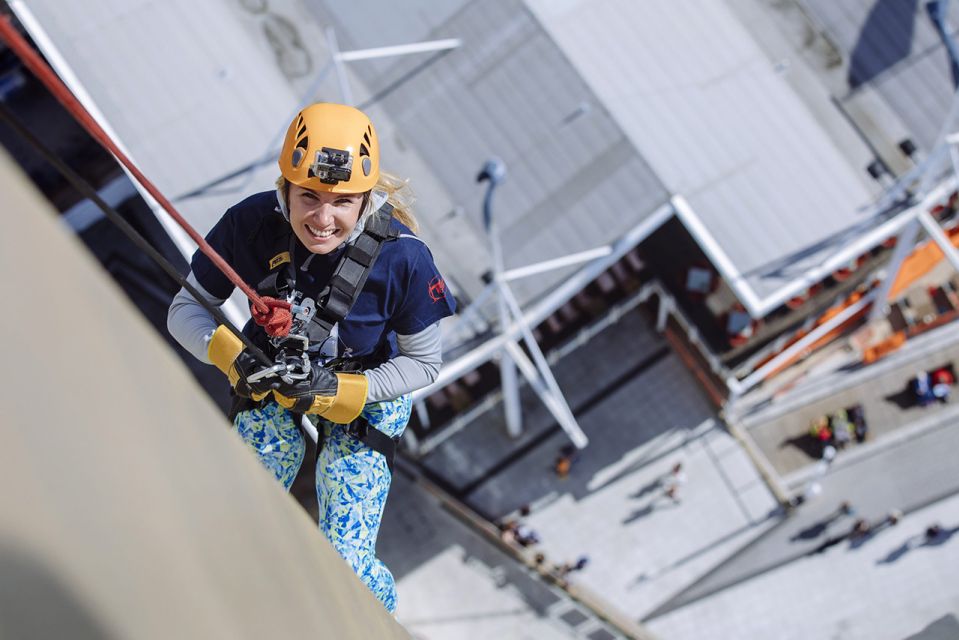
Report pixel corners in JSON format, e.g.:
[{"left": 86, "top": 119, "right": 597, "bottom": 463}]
[{"left": 527, "top": 0, "right": 876, "bottom": 302}]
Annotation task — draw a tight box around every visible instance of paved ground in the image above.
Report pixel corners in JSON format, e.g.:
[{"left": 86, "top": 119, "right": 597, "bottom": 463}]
[
  {"left": 387, "top": 308, "right": 959, "bottom": 640},
  {"left": 646, "top": 492, "right": 959, "bottom": 640},
  {"left": 649, "top": 406, "right": 959, "bottom": 618},
  {"left": 380, "top": 470, "right": 629, "bottom": 640},
  {"left": 408, "top": 308, "right": 778, "bottom": 623},
  {"left": 418, "top": 308, "right": 671, "bottom": 503}
]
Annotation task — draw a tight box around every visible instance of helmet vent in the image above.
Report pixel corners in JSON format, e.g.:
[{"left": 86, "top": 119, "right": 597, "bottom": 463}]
[
  {"left": 359, "top": 143, "right": 369, "bottom": 158},
  {"left": 291, "top": 148, "right": 305, "bottom": 168},
  {"left": 292, "top": 114, "right": 308, "bottom": 160},
  {"left": 363, "top": 130, "right": 371, "bottom": 146},
  {"left": 362, "top": 157, "right": 372, "bottom": 176}
]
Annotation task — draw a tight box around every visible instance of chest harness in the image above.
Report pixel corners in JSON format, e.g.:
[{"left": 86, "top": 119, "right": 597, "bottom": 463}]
[{"left": 234, "top": 202, "right": 402, "bottom": 472}]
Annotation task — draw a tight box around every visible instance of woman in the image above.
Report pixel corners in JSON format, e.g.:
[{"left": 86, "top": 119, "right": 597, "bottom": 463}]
[{"left": 167, "top": 103, "right": 456, "bottom": 612}]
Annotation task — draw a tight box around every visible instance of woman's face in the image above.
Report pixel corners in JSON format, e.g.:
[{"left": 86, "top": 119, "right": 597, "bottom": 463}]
[{"left": 288, "top": 184, "right": 365, "bottom": 254}]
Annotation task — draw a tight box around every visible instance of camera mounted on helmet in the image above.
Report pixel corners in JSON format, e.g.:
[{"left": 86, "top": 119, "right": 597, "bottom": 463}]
[{"left": 310, "top": 146, "right": 353, "bottom": 185}]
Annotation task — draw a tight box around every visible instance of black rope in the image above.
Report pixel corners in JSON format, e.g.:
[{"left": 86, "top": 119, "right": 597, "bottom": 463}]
[{"left": 0, "top": 100, "right": 273, "bottom": 367}]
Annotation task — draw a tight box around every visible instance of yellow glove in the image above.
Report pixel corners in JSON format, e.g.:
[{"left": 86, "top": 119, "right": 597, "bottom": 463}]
[
  {"left": 272, "top": 369, "right": 368, "bottom": 424},
  {"left": 207, "top": 325, "right": 271, "bottom": 401}
]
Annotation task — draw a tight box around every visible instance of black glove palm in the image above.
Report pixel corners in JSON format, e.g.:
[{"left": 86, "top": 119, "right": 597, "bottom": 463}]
[
  {"left": 208, "top": 326, "right": 276, "bottom": 400},
  {"left": 271, "top": 364, "right": 338, "bottom": 400},
  {"left": 272, "top": 364, "right": 368, "bottom": 423},
  {"left": 232, "top": 350, "right": 282, "bottom": 399}
]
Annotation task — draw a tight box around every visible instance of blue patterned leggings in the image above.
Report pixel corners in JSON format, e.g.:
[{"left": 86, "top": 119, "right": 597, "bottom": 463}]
[{"left": 233, "top": 395, "right": 412, "bottom": 612}]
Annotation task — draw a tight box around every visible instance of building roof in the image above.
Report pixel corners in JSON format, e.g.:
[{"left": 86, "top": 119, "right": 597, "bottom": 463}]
[
  {"left": 310, "top": 0, "right": 671, "bottom": 306},
  {"left": 18, "top": 0, "right": 958, "bottom": 320},
  {"left": 799, "top": 0, "right": 959, "bottom": 152},
  {"left": 526, "top": 0, "right": 878, "bottom": 308}
]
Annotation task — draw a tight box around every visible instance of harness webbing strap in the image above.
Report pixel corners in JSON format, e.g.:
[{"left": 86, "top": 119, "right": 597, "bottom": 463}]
[
  {"left": 347, "top": 419, "right": 399, "bottom": 475},
  {"left": 311, "top": 203, "right": 398, "bottom": 340}
]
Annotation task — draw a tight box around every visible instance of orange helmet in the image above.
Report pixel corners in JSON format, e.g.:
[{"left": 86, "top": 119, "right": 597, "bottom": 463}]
[{"left": 278, "top": 103, "right": 379, "bottom": 193}]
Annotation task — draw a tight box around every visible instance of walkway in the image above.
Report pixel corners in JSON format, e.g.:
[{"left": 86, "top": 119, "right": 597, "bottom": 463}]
[{"left": 741, "top": 319, "right": 959, "bottom": 476}]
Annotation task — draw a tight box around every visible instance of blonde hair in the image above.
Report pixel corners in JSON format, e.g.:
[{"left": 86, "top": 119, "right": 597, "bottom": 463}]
[
  {"left": 275, "top": 171, "right": 418, "bottom": 232},
  {"left": 375, "top": 171, "right": 418, "bottom": 232}
]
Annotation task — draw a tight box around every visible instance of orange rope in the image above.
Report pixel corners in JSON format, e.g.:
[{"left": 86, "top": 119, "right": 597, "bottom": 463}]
[{"left": 0, "top": 16, "right": 270, "bottom": 315}]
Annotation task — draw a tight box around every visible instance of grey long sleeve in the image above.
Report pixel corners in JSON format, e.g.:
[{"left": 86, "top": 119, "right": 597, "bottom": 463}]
[
  {"left": 364, "top": 323, "right": 443, "bottom": 402},
  {"left": 167, "top": 273, "right": 222, "bottom": 364},
  {"left": 167, "top": 274, "right": 443, "bottom": 401}
]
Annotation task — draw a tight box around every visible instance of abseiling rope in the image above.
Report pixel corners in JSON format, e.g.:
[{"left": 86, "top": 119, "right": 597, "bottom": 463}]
[
  {"left": 0, "top": 16, "right": 271, "bottom": 316},
  {"left": 0, "top": 99, "right": 279, "bottom": 368}
]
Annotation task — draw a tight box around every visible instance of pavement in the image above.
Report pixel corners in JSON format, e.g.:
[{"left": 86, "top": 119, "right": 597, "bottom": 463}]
[
  {"left": 648, "top": 404, "right": 959, "bottom": 620},
  {"left": 403, "top": 307, "right": 778, "bottom": 625},
  {"left": 646, "top": 492, "right": 959, "bottom": 640},
  {"left": 383, "top": 306, "right": 959, "bottom": 640},
  {"left": 379, "top": 469, "right": 631, "bottom": 640}
]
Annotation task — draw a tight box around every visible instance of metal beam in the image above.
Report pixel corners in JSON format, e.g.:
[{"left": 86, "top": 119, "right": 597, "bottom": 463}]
[
  {"left": 749, "top": 179, "right": 957, "bottom": 317},
  {"left": 730, "top": 292, "right": 875, "bottom": 396},
  {"left": 413, "top": 201, "right": 675, "bottom": 401},
  {"left": 501, "top": 246, "right": 614, "bottom": 282},
  {"left": 499, "top": 282, "right": 589, "bottom": 448},
  {"left": 867, "top": 218, "right": 922, "bottom": 322},
  {"left": 337, "top": 39, "right": 461, "bottom": 62},
  {"left": 918, "top": 209, "right": 959, "bottom": 274}
]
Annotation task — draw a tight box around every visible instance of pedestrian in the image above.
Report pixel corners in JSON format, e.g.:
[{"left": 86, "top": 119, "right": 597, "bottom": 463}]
[
  {"left": 515, "top": 522, "right": 541, "bottom": 547},
  {"left": 557, "top": 555, "right": 590, "bottom": 577},
  {"left": 848, "top": 404, "right": 868, "bottom": 443},
  {"left": 499, "top": 520, "right": 519, "bottom": 545},
  {"left": 554, "top": 454, "right": 572, "bottom": 479},
  {"left": 554, "top": 444, "right": 579, "bottom": 479},
  {"left": 663, "top": 462, "right": 687, "bottom": 504},
  {"left": 167, "top": 103, "right": 456, "bottom": 613},
  {"left": 912, "top": 370, "right": 936, "bottom": 406},
  {"left": 849, "top": 518, "right": 871, "bottom": 539},
  {"left": 886, "top": 509, "right": 902, "bottom": 526},
  {"left": 830, "top": 410, "right": 852, "bottom": 449},
  {"left": 810, "top": 416, "right": 832, "bottom": 445},
  {"left": 931, "top": 367, "right": 954, "bottom": 402}
]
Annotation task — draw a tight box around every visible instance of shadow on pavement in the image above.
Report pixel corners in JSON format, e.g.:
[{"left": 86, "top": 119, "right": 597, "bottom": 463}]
[
  {"left": 779, "top": 432, "right": 823, "bottom": 460},
  {"left": 877, "top": 524, "right": 959, "bottom": 565},
  {"left": 903, "top": 613, "right": 959, "bottom": 640}
]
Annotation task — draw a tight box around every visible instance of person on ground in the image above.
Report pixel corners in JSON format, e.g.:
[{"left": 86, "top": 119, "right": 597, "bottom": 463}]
[
  {"left": 167, "top": 103, "right": 456, "bottom": 612},
  {"left": 663, "top": 462, "right": 687, "bottom": 504},
  {"left": 931, "top": 366, "right": 954, "bottom": 401}
]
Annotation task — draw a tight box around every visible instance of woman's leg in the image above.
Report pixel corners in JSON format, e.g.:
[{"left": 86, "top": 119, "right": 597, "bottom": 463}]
[
  {"left": 315, "top": 394, "right": 412, "bottom": 612},
  {"left": 233, "top": 401, "right": 306, "bottom": 492}
]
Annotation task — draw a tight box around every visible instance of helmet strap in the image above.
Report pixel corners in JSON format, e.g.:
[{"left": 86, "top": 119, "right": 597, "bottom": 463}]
[
  {"left": 275, "top": 177, "right": 290, "bottom": 221},
  {"left": 348, "top": 189, "right": 389, "bottom": 243}
]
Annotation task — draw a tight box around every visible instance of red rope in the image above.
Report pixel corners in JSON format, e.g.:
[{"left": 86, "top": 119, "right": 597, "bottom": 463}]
[{"left": 0, "top": 16, "right": 273, "bottom": 317}]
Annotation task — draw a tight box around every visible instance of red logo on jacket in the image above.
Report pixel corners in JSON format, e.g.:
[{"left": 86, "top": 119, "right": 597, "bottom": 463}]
[{"left": 428, "top": 276, "right": 446, "bottom": 302}]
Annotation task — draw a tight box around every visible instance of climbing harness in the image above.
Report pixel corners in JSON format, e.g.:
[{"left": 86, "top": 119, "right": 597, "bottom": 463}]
[{"left": 237, "top": 202, "right": 402, "bottom": 469}]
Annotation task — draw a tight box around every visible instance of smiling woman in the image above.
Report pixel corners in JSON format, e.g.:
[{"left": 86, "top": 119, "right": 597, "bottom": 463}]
[
  {"left": 287, "top": 185, "right": 365, "bottom": 254},
  {"left": 166, "top": 102, "right": 456, "bottom": 613}
]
